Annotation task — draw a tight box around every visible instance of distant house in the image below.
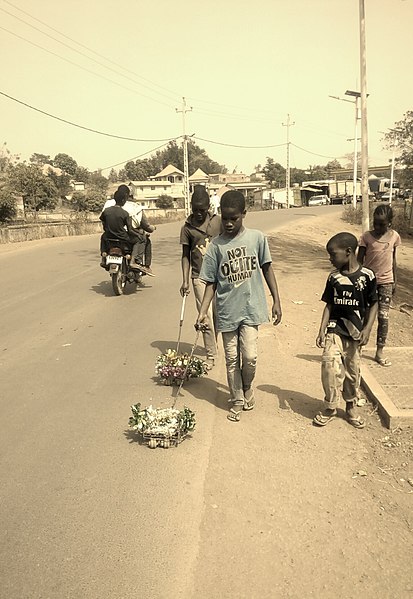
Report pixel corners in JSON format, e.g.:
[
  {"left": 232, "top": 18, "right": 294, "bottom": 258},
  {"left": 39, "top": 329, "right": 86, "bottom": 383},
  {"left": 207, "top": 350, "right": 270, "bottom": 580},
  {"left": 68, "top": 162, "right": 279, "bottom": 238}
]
[
  {"left": 150, "top": 164, "right": 184, "bottom": 183},
  {"left": 71, "top": 181, "right": 85, "bottom": 192},
  {"left": 189, "top": 168, "right": 209, "bottom": 187},
  {"left": 129, "top": 179, "right": 184, "bottom": 208},
  {"left": 208, "top": 172, "right": 250, "bottom": 184}
]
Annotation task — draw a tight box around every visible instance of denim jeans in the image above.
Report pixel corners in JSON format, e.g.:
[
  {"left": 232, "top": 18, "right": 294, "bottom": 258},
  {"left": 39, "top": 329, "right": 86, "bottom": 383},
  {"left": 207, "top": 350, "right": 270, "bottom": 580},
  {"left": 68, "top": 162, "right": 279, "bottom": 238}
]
[
  {"left": 222, "top": 324, "right": 259, "bottom": 403},
  {"left": 321, "top": 333, "right": 360, "bottom": 409},
  {"left": 192, "top": 278, "right": 217, "bottom": 360}
]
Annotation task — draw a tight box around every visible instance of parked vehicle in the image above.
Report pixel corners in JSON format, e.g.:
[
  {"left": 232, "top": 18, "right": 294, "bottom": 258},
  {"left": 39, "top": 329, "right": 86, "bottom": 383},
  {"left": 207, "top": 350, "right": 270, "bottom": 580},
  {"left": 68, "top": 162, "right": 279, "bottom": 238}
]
[
  {"left": 380, "top": 192, "right": 392, "bottom": 201},
  {"left": 308, "top": 195, "right": 329, "bottom": 206},
  {"left": 103, "top": 238, "right": 143, "bottom": 295}
]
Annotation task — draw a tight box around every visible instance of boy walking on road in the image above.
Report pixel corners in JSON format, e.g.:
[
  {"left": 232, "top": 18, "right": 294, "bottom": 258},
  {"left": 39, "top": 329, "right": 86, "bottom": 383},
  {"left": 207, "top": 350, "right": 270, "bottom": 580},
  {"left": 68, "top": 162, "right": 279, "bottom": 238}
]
[
  {"left": 196, "top": 190, "right": 282, "bottom": 422},
  {"left": 314, "top": 232, "right": 378, "bottom": 429},
  {"left": 180, "top": 186, "right": 221, "bottom": 369}
]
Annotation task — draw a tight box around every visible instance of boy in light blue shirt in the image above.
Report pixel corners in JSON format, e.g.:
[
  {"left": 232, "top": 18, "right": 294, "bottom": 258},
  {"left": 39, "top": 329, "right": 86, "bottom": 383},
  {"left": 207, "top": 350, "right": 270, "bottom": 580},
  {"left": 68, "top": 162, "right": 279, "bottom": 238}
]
[{"left": 196, "top": 190, "right": 282, "bottom": 421}]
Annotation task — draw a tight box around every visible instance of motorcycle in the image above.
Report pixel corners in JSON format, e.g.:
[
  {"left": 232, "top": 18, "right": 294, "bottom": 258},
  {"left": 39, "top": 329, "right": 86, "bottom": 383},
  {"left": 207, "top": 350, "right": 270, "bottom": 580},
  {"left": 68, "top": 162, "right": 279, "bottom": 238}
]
[{"left": 103, "top": 238, "right": 144, "bottom": 296}]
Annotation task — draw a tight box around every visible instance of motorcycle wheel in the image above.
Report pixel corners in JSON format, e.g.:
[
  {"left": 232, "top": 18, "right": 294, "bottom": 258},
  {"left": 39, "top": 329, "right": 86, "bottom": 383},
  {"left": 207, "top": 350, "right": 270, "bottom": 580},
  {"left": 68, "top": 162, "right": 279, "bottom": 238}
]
[{"left": 111, "top": 263, "right": 126, "bottom": 295}]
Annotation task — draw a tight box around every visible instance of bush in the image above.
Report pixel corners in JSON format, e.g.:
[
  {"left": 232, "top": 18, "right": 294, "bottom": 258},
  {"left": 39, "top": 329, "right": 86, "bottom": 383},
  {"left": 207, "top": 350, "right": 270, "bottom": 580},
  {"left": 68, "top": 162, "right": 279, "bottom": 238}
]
[
  {"left": 156, "top": 194, "right": 174, "bottom": 209},
  {"left": 342, "top": 204, "right": 363, "bottom": 225},
  {"left": 342, "top": 201, "right": 412, "bottom": 236},
  {"left": 0, "top": 190, "right": 17, "bottom": 222}
]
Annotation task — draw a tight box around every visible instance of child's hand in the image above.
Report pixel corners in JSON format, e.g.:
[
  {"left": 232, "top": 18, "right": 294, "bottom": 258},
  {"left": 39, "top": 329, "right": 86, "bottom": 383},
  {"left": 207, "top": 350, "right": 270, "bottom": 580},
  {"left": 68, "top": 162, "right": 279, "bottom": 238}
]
[
  {"left": 272, "top": 302, "right": 282, "bottom": 326},
  {"left": 195, "top": 314, "right": 209, "bottom": 332},
  {"left": 359, "top": 328, "right": 371, "bottom": 346},
  {"left": 180, "top": 283, "right": 190, "bottom": 297},
  {"left": 316, "top": 333, "right": 325, "bottom": 348}
]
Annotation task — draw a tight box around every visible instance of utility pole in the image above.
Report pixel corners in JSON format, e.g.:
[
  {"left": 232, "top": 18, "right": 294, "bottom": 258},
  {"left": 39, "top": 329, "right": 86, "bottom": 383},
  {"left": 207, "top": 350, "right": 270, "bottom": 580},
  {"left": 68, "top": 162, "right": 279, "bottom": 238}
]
[
  {"left": 282, "top": 114, "right": 295, "bottom": 209},
  {"left": 389, "top": 131, "right": 397, "bottom": 205},
  {"left": 359, "top": 0, "right": 370, "bottom": 232},
  {"left": 345, "top": 90, "right": 362, "bottom": 208},
  {"left": 176, "top": 97, "right": 192, "bottom": 217}
]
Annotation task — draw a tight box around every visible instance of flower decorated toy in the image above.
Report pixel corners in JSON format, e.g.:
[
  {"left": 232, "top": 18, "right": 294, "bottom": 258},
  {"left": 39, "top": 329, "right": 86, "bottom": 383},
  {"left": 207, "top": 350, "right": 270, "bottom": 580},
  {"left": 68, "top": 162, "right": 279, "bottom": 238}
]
[
  {"left": 155, "top": 348, "right": 208, "bottom": 386},
  {"left": 129, "top": 403, "right": 196, "bottom": 448}
]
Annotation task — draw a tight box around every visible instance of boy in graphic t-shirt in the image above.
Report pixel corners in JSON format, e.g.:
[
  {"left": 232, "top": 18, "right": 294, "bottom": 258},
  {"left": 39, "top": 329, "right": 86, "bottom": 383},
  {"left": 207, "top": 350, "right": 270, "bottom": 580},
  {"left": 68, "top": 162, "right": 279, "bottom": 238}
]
[
  {"left": 314, "top": 232, "right": 378, "bottom": 430},
  {"left": 196, "top": 190, "right": 282, "bottom": 422}
]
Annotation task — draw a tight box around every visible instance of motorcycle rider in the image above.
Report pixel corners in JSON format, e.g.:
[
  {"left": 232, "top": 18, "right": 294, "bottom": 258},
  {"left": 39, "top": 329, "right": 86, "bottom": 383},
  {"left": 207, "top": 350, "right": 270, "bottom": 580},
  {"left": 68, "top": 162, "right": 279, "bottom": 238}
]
[
  {"left": 100, "top": 189, "right": 133, "bottom": 257},
  {"left": 100, "top": 185, "right": 155, "bottom": 276}
]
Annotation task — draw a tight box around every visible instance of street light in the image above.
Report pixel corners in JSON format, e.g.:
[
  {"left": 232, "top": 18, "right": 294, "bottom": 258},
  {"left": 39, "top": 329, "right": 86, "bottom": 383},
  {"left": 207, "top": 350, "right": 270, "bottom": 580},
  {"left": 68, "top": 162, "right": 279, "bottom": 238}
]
[{"left": 329, "top": 91, "right": 362, "bottom": 208}]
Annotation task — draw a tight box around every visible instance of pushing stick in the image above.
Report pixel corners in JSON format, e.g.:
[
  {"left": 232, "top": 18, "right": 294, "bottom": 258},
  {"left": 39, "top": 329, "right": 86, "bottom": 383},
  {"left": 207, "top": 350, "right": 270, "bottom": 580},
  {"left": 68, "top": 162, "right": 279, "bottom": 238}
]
[{"left": 176, "top": 294, "right": 187, "bottom": 354}]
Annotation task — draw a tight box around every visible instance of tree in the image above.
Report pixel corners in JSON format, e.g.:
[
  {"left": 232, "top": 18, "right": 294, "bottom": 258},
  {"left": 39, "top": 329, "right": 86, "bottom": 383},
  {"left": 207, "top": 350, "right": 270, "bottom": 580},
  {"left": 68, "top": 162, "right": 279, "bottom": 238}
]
[
  {"left": 11, "top": 164, "right": 58, "bottom": 211},
  {"left": 262, "top": 157, "right": 285, "bottom": 187},
  {"left": 71, "top": 190, "right": 103, "bottom": 212},
  {"left": 47, "top": 170, "right": 72, "bottom": 199},
  {"left": 0, "top": 189, "right": 17, "bottom": 222},
  {"left": 385, "top": 111, "right": 413, "bottom": 187},
  {"left": 74, "top": 166, "right": 90, "bottom": 183},
  {"left": 88, "top": 171, "right": 108, "bottom": 195},
  {"left": 29, "top": 153, "right": 51, "bottom": 167},
  {"left": 120, "top": 140, "right": 227, "bottom": 181},
  {"left": 108, "top": 168, "right": 118, "bottom": 183},
  {"left": 155, "top": 194, "right": 174, "bottom": 209},
  {"left": 343, "top": 153, "right": 361, "bottom": 170},
  {"left": 0, "top": 142, "right": 20, "bottom": 178},
  {"left": 53, "top": 153, "right": 78, "bottom": 175}
]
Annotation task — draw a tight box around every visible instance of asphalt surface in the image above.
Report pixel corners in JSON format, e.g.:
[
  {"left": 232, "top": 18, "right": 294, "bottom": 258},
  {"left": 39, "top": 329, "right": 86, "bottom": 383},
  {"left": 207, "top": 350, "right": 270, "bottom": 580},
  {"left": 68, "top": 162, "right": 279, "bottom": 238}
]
[{"left": 0, "top": 207, "right": 327, "bottom": 599}]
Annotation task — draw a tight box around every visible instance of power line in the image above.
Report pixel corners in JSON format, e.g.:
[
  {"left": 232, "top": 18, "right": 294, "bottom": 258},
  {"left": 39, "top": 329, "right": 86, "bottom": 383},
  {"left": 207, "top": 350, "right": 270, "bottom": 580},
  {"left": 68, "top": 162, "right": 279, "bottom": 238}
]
[
  {"left": 2, "top": 0, "right": 181, "bottom": 102},
  {"left": 291, "top": 143, "right": 342, "bottom": 160},
  {"left": 0, "top": 26, "right": 175, "bottom": 109},
  {"left": 0, "top": 90, "right": 178, "bottom": 142},
  {"left": 100, "top": 141, "right": 176, "bottom": 171},
  {"left": 0, "top": 5, "right": 180, "bottom": 105},
  {"left": 194, "top": 136, "right": 287, "bottom": 149}
]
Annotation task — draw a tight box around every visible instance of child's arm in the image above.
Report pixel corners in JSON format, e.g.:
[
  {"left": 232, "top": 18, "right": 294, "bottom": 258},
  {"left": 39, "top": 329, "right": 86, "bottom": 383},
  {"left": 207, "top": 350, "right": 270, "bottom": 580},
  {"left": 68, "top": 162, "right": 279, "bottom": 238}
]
[
  {"left": 180, "top": 246, "right": 191, "bottom": 297},
  {"left": 316, "top": 304, "right": 332, "bottom": 348},
  {"left": 359, "top": 302, "right": 378, "bottom": 346},
  {"left": 195, "top": 282, "right": 216, "bottom": 330},
  {"left": 261, "top": 263, "right": 282, "bottom": 325},
  {"left": 392, "top": 247, "right": 398, "bottom": 294},
  {"left": 357, "top": 246, "right": 366, "bottom": 265}
]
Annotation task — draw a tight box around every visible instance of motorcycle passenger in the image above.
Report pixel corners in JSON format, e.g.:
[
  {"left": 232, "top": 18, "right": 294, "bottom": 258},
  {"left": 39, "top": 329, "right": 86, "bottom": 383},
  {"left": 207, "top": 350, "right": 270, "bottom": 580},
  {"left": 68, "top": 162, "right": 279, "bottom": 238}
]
[
  {"left": 100, "top": 189, "right": 132, "bottom": 262},
  {"left": 128, "top": 193, "right": 156, "bottom": 277}
]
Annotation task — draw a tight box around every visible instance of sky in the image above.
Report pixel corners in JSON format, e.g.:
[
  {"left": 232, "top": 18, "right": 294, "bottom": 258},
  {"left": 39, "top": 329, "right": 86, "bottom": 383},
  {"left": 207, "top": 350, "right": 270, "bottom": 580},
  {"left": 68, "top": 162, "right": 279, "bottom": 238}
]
[{"left": 0, "top": 0, "right": 412, "bottom": 176}]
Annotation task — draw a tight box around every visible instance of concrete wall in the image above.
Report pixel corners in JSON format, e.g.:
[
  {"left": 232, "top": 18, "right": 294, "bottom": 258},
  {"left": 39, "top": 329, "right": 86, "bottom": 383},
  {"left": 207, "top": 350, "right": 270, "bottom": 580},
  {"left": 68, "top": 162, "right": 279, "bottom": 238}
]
[{"left": 0, "top": 208, "right": 185, "bottom": 245}]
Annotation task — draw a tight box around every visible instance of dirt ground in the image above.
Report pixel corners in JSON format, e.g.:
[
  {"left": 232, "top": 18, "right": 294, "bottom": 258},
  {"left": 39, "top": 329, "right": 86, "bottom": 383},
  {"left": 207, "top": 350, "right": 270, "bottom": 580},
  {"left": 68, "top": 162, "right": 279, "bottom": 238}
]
[{"left": 269, "top": 208, "right": 413, "bottom": 537}]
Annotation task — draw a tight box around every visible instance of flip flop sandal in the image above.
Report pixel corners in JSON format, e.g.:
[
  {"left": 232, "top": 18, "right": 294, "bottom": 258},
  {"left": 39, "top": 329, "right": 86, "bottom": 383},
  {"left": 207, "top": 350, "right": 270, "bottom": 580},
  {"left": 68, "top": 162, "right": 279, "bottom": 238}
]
[
  {"left": 347, "top": 416, "right": 365, "bottom": 429},
  {"left": 313, "top": 411, "right": 337, "bottom": 426},
  {"left": 243, "top": 390, "right": 255, "bottom": 411},
  {"left": 227, "top": 407, "right": 242, "bottom": 422},
  {"left": 375, "top": 357, "right": 392, "bottom": 367}
]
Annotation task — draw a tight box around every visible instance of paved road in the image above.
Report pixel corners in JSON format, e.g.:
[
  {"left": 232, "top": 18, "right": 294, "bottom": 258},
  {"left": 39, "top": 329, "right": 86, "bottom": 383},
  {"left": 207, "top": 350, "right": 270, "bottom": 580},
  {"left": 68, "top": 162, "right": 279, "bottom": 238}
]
[{"left": 0, "top": 206, "right": 339, "bottom": 599}]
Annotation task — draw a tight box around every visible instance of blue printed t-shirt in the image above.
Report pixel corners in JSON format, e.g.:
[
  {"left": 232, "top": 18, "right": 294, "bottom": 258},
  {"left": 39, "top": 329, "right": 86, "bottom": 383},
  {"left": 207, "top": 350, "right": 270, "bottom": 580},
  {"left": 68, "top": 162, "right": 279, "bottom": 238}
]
[
  {"left": 199, "top": 228, "right": 272, "bottom": 332},
  {"left": 321, "top": 266, "right": 378, "bottom": 340}
]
